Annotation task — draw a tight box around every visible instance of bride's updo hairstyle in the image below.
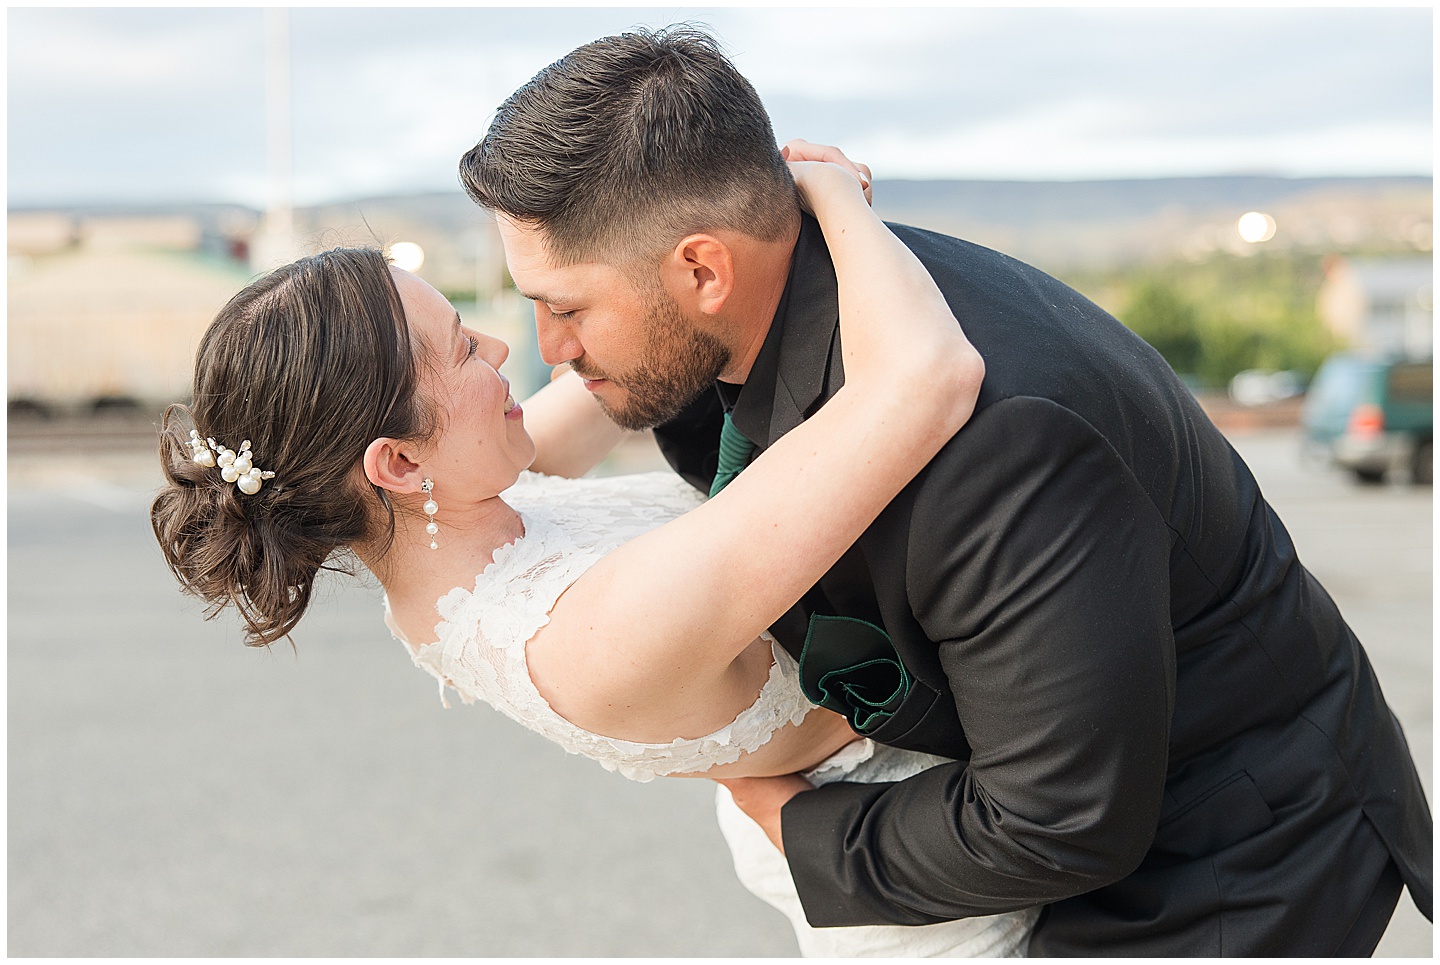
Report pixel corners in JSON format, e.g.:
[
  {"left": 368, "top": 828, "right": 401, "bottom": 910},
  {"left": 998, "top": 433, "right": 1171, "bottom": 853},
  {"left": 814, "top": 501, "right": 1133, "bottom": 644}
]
[{"left": 152, "top": 247, "right": 437, "bottom": 647}]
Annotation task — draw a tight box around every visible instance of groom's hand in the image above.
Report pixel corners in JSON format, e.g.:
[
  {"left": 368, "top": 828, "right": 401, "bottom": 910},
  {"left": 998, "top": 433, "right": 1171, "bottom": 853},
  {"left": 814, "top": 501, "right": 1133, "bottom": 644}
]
[
  {"left": 780, "top": 138, "right": 873, "bottom": 205},
  {"left": 714, "top": 773, "right": 814, "bottom": 855}
]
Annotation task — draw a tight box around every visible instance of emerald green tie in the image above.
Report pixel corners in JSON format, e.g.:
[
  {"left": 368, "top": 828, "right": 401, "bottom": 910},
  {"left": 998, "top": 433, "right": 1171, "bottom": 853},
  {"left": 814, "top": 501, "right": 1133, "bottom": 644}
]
[{"left": 709, "top": 411, "right": 756, "bottom": 497}]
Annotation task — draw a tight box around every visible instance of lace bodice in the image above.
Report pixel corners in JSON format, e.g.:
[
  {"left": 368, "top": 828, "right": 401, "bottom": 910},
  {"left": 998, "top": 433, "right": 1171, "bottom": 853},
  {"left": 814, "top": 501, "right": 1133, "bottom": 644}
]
[{"left": 387, "top": 471, "right": 815, "bottom": 782}]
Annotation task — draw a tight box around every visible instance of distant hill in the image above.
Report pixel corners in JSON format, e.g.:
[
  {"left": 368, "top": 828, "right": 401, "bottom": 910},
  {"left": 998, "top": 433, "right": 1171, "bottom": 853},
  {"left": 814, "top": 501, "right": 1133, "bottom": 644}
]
[
  {"left": 870, "top": 175, "right": 1431, "bottom": 271},
  {"left": 872, "top": 176, "right": 1429, "bottom": 225},
  {"left": 11, "top": 174, "right": 1430, "bottom": 277}
]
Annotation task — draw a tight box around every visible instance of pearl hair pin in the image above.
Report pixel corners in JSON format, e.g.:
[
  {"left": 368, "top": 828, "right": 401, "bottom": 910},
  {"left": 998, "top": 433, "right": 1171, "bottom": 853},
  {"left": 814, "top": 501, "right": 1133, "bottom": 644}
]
[
  {"left": 421, "top": 478, "right": 440, "bottom": 550},
  {"left": 188, "top": 430, "right": 276, "bottom": 495}
]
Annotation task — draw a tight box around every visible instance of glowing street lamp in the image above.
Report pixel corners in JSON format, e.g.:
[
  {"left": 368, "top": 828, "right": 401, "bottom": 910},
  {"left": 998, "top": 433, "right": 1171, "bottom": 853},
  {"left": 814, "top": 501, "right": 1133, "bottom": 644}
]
[
  {"left": 1237, "top": 211, "right": 1277, "bottom": 244},
  {"left": 388, "top": 241, "right": 425, "bottom": 272}
]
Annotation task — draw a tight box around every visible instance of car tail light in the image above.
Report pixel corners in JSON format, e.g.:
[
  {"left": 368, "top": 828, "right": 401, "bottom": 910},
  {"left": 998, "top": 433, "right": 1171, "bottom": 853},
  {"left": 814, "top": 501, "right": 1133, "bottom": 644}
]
[{"left": 1347, "top": 403, "right": 1385, "bottom": 438}]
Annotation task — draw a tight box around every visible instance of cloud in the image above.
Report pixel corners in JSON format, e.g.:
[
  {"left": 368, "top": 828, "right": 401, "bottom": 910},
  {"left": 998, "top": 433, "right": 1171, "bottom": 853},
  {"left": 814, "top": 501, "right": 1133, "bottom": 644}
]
[
  {"left": 857, "top": 117, "right": 1434, "bottom": 181},
  {"left": 8, "top": 8, "right": 259, "bottom": 92},
  {"left": 7, "top": 7, "right": 1432, "bottom": 207}
]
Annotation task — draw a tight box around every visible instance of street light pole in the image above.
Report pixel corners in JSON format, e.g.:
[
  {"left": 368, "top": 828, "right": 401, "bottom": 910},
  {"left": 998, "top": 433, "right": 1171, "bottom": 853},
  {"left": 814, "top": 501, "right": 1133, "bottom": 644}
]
[{"left": 252, "top": 7, "right": 294, "bottom": 271}]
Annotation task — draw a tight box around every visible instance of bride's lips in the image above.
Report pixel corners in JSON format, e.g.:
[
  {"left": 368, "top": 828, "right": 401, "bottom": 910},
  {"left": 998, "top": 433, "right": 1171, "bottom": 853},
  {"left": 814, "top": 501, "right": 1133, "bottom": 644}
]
[{"left": 501, "top": 376, "right": 522, "bottom": 420}]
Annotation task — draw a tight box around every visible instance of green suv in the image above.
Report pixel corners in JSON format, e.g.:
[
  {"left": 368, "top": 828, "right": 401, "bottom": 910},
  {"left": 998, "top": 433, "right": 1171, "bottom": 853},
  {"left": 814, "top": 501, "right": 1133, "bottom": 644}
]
[{"left": 1302, "top": 354, "right": 1433, "bottom": 485}]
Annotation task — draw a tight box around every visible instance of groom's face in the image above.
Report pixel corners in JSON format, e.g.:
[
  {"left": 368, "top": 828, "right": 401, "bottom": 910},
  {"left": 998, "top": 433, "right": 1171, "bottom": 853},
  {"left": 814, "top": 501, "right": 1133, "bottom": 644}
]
[{"left": 497, "top": 216, "right": 730, "bottom": 431}]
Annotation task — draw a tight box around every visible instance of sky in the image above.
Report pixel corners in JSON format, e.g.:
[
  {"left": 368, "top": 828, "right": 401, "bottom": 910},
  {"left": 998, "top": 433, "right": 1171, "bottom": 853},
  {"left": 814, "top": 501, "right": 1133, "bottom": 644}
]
[{"left": 7, "top": 5, "right": 1433, "bottom": 209}]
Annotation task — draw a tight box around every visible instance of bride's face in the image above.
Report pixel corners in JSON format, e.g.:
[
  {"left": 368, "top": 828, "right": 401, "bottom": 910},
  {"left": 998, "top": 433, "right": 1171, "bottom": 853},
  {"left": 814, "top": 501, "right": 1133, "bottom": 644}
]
[{"left": 391, "top": 267, "right": 536, "bottom": 496}]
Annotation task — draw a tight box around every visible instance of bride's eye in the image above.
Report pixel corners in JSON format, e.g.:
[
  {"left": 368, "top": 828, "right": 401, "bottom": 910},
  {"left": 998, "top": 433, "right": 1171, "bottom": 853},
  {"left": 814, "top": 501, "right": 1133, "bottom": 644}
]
[{"left": 466, "top": 334, "right": 479, "bottom": 358}]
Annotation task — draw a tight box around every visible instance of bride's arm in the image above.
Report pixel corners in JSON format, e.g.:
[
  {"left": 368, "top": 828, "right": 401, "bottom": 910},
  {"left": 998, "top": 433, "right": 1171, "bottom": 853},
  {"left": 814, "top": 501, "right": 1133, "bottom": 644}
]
[
  {"left": 520, "top": 368, "right": 630, "bottom": 478},
  {"left": 530, "top": 161, "right": 984, "bottom": 739}
]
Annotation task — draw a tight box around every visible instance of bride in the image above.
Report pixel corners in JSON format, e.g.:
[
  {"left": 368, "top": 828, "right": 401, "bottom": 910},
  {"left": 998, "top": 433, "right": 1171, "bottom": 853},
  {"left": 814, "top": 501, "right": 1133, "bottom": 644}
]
[{"left": 152, "top": 155, "right": 1035, "bottom": 956}]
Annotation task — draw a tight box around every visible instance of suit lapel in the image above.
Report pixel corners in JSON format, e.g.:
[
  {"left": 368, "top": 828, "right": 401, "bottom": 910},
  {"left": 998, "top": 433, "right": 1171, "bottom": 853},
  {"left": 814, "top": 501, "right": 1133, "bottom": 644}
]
[{"left": 732, "top": 214, "right": 841, "bottom": 448}]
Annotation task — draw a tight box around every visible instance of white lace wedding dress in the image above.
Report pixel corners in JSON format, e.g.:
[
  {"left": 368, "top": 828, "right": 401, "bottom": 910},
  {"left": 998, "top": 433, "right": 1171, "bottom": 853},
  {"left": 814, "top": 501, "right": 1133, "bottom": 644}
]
[{"left": 387, "top": 470, "right": 1037, "bottom": 957}]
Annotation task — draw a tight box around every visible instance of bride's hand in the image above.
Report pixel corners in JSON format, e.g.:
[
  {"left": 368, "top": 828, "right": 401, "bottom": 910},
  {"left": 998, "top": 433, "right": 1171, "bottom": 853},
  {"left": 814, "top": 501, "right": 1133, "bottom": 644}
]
[
  {"left": 786, "top": 159, "right": 871, "bottom": 218},
  {"left": 781, "top": 138, "right": 872, "bottom": 205}
]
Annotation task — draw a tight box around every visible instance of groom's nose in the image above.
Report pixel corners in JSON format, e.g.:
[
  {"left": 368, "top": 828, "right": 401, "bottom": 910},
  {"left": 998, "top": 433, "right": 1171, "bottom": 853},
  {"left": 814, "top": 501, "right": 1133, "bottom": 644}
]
[{"left": 534, "top": 305, "right": 582, "bottom": 366}]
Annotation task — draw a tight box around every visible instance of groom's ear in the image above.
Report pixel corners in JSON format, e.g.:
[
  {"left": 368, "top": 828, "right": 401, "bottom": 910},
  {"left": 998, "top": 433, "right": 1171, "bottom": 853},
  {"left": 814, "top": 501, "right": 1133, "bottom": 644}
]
[
  {"left": 363, "top": 437, "right": 426, "bottom": 495},
  {"left": 664, "top": 233, "right": 734, "bottom": 317}
]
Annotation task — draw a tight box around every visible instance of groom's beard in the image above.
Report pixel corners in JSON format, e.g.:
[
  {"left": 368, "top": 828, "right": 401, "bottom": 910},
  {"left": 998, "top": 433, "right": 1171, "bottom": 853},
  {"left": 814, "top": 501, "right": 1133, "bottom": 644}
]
[{"left": 572, "top": 287, "right": 730, "bottom": 432}]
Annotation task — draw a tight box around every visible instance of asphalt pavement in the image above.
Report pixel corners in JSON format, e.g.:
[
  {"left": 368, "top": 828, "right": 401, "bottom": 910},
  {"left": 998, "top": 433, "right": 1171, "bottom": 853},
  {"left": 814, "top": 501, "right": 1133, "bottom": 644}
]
[{"left": 7, "top": 428, "right": 1432, "bottom": 956}]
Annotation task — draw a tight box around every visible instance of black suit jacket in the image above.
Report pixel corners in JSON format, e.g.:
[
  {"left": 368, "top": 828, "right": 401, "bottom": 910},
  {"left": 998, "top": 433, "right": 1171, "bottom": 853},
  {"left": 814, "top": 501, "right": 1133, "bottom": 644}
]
[{"left": 653, "top": 216, "right": 1432, "bottom": 956}]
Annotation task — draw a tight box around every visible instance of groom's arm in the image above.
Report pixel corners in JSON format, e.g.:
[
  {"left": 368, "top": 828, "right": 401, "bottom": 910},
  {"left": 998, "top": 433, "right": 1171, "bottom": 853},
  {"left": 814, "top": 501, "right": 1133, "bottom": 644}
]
[{"left": 781, "top": 397, "right": 1176, "bottom": 925}]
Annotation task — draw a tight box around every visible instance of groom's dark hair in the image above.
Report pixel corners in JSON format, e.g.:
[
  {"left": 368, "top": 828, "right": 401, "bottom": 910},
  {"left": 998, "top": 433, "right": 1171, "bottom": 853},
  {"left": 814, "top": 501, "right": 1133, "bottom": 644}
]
[{"left": 459, "top": 26, "right": 799, "bottom": 267}]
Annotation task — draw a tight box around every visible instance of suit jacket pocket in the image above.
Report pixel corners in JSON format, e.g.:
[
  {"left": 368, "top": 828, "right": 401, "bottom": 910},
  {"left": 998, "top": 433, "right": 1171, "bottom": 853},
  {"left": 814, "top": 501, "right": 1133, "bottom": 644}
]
[
  {"left": 797, "top": 616, "right": 969, "bottom": 757},
  {"left": 1154, "top": 769, "right": 1274, "bottom": 860},
  {"left": 798, "top": 614, "right": 912, "bottom": 733},
  {"left": 860, "top": 680, "right": 954, "bottom": 754}
]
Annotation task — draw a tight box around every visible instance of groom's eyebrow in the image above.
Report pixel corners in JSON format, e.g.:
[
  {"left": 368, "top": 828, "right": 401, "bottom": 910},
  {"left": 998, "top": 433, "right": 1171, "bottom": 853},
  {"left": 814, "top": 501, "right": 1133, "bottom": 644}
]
[{"left": 515, "top": 286, "right": 572, "bottom": 306}]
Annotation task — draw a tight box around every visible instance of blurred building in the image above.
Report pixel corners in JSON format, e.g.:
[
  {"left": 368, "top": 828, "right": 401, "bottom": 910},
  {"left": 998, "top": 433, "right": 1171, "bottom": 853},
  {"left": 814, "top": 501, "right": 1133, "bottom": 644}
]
[
  {"left": 1319, "top": 256, "right": 1434, "bottom": 359},
  {"left": 8, "top": 211, "right": 78, "bottom": 255},
  {"left": 7, "top": 213, "right": 252, "bottom": 413},
  {"left": 7, "top": 199, "right": 538, "bottom": 415},
  {"left": 292, "top": 193, "right": 507, "bottom": 300}
]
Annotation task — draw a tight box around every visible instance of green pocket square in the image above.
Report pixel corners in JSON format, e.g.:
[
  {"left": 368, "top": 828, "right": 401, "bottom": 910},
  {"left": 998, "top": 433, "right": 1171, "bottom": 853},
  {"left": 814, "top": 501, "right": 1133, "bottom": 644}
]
[{"left": 798, "top": 614, "right": 912, "bottom": 734}]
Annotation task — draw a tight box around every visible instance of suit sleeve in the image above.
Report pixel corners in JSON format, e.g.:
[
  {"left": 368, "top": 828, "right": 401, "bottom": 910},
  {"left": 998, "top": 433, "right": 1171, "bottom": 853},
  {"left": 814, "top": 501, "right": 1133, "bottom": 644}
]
[{"left": 781, "top": 396, "right": 1177, "bottom": 926}]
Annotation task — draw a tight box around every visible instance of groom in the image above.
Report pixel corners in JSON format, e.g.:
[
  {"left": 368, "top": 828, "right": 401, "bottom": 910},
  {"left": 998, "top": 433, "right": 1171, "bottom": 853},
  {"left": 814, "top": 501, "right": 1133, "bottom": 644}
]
[{"left": 460, "top": 27, "right": 1432, "bottom": 955}]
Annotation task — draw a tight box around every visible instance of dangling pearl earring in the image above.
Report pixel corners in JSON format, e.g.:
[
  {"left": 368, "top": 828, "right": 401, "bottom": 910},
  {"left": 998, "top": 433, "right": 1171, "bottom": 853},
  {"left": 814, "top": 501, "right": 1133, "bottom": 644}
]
[{"left": 421, "top": 478, "right": 439, "bottom": 550}]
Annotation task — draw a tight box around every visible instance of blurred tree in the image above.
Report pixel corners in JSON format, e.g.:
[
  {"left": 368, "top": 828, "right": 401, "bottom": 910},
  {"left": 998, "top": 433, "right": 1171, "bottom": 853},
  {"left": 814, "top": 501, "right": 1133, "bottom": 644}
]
[
  {"left": 1087, "top": 252, "right": 1338, "bottom": 389},
  {"left": 1194, "top": 316, "right": 1264, "bottom": 387},
  {"left": 1120, "top": 280, "right": 1204, "bottom": 377}
]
